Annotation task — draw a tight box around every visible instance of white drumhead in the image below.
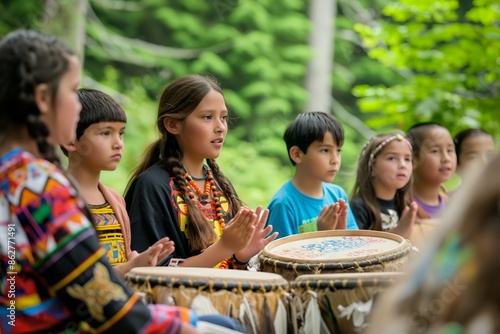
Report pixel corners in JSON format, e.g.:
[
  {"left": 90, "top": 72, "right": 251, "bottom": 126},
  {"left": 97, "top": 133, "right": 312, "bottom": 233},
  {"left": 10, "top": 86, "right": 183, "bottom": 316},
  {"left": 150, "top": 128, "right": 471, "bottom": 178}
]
[{"left": 263, "top": 230, "right": 407, "bottom": 263}]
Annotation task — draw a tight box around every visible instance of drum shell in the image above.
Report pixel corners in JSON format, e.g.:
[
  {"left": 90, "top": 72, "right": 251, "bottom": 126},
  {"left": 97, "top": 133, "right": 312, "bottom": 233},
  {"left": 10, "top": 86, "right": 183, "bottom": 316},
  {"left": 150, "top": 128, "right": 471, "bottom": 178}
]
[
  {"left": 292, "top": 272, "right": 403, "bottom": 334},
  {"left": 124, "top": 267, "right": 291, "bottom": 334}
]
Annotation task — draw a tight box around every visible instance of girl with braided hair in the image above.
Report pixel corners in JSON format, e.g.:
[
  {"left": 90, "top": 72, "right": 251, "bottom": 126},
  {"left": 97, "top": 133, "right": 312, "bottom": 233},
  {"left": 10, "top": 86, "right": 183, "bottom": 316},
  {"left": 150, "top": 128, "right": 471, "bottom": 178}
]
[
  {"left": 0, "top": 30, "right": 201, "bottom": 333},
  {"left": 125, "top": 74, "right": 278, "bottom": 269}
]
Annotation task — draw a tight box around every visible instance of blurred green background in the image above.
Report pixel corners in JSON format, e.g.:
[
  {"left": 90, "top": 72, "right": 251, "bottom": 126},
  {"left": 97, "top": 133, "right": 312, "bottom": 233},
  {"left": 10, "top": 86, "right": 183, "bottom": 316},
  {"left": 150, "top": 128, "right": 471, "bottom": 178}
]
[{"left": 2, "top": 0, "right": 498, "bottom": 207}]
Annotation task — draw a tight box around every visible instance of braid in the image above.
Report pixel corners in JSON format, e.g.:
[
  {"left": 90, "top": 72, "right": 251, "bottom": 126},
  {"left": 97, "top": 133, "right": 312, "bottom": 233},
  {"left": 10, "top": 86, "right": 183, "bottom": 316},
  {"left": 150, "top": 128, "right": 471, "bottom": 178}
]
[
  {"left": 25, "top": 114, "right": 61, "bottom": 167},
  {"left": 206, "top": 159, "right": 244, "bottom": 216},
  {"left": 0, "top": 30, "right": 73, "bottom": 165},
  {"left": 17, "top": 47, "right": 61, "bottom": 166},
  {"left": 167, "top": 155, "right": 216, "bottom": 252}
]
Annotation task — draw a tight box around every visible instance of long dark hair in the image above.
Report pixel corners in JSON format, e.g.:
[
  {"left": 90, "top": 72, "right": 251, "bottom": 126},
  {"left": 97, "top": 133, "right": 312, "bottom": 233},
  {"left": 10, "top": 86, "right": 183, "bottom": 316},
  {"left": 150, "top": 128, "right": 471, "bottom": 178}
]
[
  {"left": 0, "top": 30, "right": 75, "bottom": 167},
  {"left": 126, "top": 74, "right": 244, "bottom": 251},
  {"left": 351, "top": 133, "right": 413, "bottom": 231}
]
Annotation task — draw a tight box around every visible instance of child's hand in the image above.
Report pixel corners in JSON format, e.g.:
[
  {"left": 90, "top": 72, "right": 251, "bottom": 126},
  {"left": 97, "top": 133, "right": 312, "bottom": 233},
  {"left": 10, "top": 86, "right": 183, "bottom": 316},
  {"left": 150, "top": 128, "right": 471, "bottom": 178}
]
[
  {"left": 317, "top": 199, "right": 347, "bottom": 231},
  {"left": 336, "top": 199, "right": 348, "bottom": 230},
  {"left": 234, "top": 206, "right": 279, "bottom": 263},
  {"left": 392, "top": 201, "right": 418, "bottom": 238},
  {"left": 113, "top": 237, "right": 175, "bottom": 278},
  {"left": 128, "top": 237, "right": 175, "bottom": 268},
  {"left": 218, "top": 208, "right": 257, "bottom": 253}
]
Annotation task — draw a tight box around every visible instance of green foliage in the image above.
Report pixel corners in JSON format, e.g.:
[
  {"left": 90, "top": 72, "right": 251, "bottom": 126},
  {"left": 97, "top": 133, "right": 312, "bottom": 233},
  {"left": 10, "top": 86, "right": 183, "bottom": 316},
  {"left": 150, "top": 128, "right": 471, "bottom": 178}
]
[
  {"left": 0, "top": 1, "right": 43, "bottom": 35},
  {"left": 83, "top": 0, "right": 314, "bottom": 206},
  {"left": 3, "top": 0, "right": 424, "bottom": 206},
  {"left": 354, "top": 0, "right": 500, "bottom": 138}
]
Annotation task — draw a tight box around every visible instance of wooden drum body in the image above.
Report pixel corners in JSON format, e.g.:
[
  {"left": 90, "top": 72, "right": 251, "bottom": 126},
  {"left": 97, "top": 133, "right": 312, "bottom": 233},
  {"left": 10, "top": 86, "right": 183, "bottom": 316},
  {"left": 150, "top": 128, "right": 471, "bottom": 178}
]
[
  {"left": 292, "top": 272, "right": 403, "bottom": 334},
  {"left": 258, "top": 230, "right": 413, "bottom": 281},
  {"left": 125, "top": 267, "right": 290, "bottom": 334}
]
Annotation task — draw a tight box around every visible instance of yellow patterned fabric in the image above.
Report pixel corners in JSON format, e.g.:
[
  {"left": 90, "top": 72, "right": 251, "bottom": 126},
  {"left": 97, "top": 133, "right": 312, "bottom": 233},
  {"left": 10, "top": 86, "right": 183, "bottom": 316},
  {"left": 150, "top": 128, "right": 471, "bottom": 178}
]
[{"left": 90, "top": 202, "right": 127, "bottom": 265}]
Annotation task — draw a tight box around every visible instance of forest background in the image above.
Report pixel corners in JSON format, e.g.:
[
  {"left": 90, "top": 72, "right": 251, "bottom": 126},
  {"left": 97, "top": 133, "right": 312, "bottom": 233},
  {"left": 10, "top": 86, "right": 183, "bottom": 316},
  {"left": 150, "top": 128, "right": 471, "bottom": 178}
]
[{"left": 2, "top": 0, "right": 499, "bottom": 208}]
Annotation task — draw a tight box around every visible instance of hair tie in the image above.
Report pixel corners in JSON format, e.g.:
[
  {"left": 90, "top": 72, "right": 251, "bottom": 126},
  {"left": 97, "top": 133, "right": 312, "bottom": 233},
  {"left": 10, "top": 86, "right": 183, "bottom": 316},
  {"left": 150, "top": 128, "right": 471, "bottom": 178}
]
[{"left": 368, "top": 134, "right": 412, "bottom": 171}]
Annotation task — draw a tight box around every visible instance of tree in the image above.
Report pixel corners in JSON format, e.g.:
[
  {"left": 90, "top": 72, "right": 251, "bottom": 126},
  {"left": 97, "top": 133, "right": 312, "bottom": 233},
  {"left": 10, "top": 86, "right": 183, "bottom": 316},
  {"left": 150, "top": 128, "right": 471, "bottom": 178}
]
[
  {"left": 42, "top": 0, "right": 88, "bottom": 60},
  {"left": 305, "top": 0, "right": 335, "bottom": 112},
  {"left": 2, "top": 0, "right": 405, "bottom": 205},
  {"left": 353, "top": 0, "right": 500, "bottom": 137}
]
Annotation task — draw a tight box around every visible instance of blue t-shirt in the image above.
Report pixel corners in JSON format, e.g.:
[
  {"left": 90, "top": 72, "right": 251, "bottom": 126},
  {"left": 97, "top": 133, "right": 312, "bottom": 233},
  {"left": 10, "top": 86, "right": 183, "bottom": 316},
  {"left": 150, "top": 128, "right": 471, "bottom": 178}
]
[{"left": 266, "top": 180, "right": 358, "bottom": 239}]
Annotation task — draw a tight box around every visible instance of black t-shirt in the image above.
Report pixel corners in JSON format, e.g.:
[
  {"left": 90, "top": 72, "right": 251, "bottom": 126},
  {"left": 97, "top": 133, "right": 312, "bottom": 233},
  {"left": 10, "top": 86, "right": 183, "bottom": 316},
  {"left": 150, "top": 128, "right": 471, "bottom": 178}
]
[
  {"left": 351, "top": 196, "right": 399, "bottom": 231},
  {"left": 124, "top": 161, "right": 233, "bottom": 264}
]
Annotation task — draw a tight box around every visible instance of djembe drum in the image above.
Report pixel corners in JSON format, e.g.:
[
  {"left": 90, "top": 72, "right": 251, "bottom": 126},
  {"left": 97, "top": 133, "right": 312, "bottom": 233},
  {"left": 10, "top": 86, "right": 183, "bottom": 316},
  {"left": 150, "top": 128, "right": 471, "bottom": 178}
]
[
  {"left": 292, "top": 272, "right": 403, "bottom": 334},
  {"left": 258, "top": 230, "right": 413, "bottom": 281},
  {"left": 124, "top": 267, "right": 291, "bottom": 334}
]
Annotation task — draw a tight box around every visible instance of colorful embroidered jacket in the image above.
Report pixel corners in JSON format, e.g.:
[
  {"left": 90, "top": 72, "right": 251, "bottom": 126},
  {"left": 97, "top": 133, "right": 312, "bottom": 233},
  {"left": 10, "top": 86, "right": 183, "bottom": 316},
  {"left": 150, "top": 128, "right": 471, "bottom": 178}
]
[{"left": 0, "top": 149, "right": 195, "bottom": 333}]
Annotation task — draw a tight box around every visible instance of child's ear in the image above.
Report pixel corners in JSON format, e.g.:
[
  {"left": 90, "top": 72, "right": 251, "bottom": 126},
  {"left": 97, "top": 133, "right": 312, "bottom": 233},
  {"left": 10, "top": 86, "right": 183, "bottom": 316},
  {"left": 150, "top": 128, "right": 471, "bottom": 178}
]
[
  {"left": 289, "top": 146, "right": 303, "bottom": 164},
  {"left": 163, "top": 118, "right": 180, "bottom": 135},
  {"left": 61, "top": 140, "right": 77, "bottom": 153},
  {"left": 34, "top": 83, "right": 51, "bottom": 115}
]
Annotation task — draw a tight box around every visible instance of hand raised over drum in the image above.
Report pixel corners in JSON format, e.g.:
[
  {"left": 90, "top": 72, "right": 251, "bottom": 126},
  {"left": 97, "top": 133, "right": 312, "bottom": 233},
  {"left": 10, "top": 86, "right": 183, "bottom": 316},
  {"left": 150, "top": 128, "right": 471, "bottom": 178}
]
[
  {"left": 178, "top": 208, "right": 257, "bottom": 268},
  {"left": 114, "top": 237, "right": 175, "bottom": 278},
  {"left": 219, "top": 207, "right": 257, "bottom": 253},
  {"left": 391, "top": 201, "right": 417, "bottom": 238},
  {"left": 234, "top": 206, "right": 279, "bottom": 265},
  {"left": 130, "top": 237, "right": 176, "bottom": 265},
  {"left": 317, "top": 199, "right": 348, "bottom": 231}
]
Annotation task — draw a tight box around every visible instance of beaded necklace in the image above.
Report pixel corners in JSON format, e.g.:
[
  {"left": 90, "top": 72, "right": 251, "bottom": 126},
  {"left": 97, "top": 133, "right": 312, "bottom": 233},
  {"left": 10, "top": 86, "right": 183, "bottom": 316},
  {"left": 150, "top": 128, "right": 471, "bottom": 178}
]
[{"left": 184, "top": 166, "right": 226, "bottom": 227}]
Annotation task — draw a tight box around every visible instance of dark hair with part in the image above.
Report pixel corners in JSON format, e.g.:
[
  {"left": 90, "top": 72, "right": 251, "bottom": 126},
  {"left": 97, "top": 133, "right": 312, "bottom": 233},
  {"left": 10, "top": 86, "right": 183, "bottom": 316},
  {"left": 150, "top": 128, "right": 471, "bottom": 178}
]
[
  {"left": 126, "top": 74, "right": 243, "bottom": 251},
  {"left": 284, "top": 111, "right": 344, "bottom": 166},
  {"left": 454, "top": 128, "right": 492, "bottom": 165},
  {"left": 405, "top": 122, "right": 445, "bottom": 158},
  {"left": 0, "top": 30, "right": 75, "bottom": 166},
  {"left": 351, "top": 133, "right": 413, "bottom": 231}
]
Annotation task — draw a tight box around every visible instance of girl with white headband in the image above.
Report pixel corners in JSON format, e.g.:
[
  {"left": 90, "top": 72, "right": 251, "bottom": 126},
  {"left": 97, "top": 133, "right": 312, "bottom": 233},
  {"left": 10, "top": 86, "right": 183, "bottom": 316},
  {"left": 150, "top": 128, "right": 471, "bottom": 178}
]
[{"left": 350, "top": 133, "right": 418, "bottom": 238}]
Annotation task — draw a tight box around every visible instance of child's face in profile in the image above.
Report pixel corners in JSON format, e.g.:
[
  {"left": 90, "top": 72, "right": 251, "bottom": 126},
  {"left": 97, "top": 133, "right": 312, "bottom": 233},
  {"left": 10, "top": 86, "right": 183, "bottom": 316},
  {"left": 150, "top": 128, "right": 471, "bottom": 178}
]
[
  {"left": 458, "top": 134, "right": 495, "bottom": 176},
  {"left": 44, "top": 56, "right": 81, "bottom": 146},
  {"left": 299, "top": 131, "right": 342, "bottom": 183},
  {"left": 413, "top": 127, "right": 457, "bottom": 184},
  {"left": 74, "top": 121, "right": 125, "bottom": 172}
]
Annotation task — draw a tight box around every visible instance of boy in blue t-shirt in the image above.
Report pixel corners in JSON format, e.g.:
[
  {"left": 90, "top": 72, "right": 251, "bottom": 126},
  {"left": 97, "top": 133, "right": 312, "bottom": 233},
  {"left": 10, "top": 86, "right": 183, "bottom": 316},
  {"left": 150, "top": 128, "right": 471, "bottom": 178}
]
[{"left": 267, "top": 112, "right": 358, "bottom": 239}]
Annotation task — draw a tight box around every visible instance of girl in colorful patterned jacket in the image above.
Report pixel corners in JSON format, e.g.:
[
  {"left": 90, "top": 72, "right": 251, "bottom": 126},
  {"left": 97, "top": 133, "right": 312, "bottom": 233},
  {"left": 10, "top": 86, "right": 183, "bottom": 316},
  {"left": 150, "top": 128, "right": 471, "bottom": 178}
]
[{"left": 0, "top": 29, "right": 199, "bottom": 334}]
